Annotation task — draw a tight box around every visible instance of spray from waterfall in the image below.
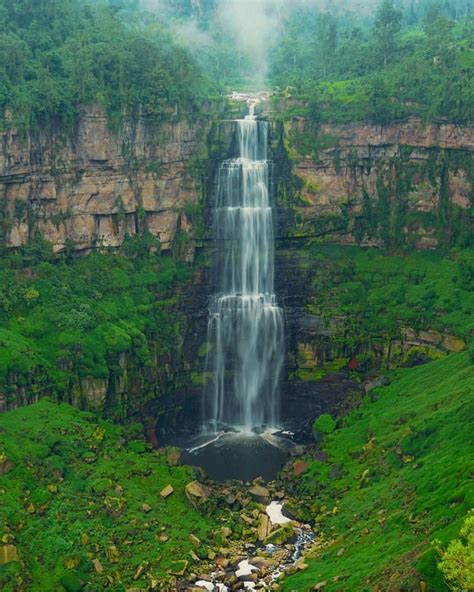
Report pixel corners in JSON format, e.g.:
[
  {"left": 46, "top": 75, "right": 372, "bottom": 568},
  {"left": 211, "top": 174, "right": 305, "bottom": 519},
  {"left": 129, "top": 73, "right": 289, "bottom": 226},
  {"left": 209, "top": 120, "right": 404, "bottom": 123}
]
[{"left": 205, "top": 102, "right": 284, "bottom": 432}]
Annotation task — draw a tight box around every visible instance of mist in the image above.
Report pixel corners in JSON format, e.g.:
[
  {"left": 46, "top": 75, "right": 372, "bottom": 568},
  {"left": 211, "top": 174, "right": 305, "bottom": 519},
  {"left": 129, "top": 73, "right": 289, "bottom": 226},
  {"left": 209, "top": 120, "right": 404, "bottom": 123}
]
[{"left": 138, "top": 0, "right": 391, "bottom": 86}]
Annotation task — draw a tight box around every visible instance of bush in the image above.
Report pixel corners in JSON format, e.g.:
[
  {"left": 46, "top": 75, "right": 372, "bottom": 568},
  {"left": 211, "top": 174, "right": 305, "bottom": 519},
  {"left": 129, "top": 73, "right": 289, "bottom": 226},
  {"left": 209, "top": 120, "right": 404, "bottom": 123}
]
[
  {"left": 313, "top": 413, "right": 337, "bottom": 442},
  {"left": 438, "top": 512, "right": 474, "bottom": 590}
]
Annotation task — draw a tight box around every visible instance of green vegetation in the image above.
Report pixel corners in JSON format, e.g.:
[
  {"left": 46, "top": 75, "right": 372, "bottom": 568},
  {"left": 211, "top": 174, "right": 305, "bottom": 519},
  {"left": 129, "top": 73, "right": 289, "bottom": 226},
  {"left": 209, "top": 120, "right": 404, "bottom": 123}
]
[
  {"left": 438, "top": 512, "right": 474, "bottom": 590},
  {"left": 270, "top": 1, "right": 473, "bottom": 124},
  {"left": 0, "top": 0, "right": 215, "bottom": 131},
  {"left": 0, "top": 236, "right": 191, "bottom": 415},
  {"left": 306, "top": 246, "right": 473, "bottom": 357},
  {"left": 282, "top": 351, "right": 474, "bottom": 591},
  {"left": 0, "top": 398, "right": 216, "bottom": 590}
]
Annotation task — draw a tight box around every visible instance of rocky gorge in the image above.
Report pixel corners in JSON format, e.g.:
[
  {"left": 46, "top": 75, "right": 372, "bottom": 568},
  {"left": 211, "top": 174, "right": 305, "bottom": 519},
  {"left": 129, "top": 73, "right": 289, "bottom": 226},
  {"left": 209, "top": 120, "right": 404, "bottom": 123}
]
[{"left": 0, "top": 103, "right": 472, "bottom": 436}]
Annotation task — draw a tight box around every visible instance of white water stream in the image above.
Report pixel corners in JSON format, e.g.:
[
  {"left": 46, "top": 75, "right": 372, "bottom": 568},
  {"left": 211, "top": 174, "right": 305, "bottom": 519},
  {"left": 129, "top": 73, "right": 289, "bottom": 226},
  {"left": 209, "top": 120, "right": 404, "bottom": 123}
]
[{"left": 205, "top": 103, "right": 284, "bottom": 431}]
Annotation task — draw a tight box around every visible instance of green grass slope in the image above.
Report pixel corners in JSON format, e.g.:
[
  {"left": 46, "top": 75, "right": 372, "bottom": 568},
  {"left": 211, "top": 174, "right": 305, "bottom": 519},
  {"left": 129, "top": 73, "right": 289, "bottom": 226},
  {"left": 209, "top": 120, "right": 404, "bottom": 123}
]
[
  {"left": 0, "top": 399, "right": 214, "bottom": 591},
  {"left": 282, "top": 352, "right": 474, "bottom": 591}
]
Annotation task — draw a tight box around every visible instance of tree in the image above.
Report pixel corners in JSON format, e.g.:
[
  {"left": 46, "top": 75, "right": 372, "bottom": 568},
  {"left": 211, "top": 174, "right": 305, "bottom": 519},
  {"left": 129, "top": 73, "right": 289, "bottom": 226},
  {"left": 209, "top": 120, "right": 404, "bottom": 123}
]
[{"left": 374, "top": 0, "right": 402, "bottom": 66}]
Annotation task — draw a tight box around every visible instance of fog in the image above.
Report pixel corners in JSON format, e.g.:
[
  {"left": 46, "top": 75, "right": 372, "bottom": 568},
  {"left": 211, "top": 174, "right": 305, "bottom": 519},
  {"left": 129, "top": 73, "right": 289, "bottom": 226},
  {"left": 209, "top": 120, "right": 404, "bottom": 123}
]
[{"left": 139, "top": 0, "right": 383, "bottom": 84}]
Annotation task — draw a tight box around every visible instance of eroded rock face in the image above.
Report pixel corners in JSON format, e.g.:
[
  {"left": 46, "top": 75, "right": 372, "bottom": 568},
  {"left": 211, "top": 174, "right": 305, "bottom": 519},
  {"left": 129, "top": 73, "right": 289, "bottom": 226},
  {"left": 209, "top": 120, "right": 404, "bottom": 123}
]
[
  {"left": 272, "top": 117, "right": 473, "bottom": 249},
  {"left": 0, "top": 105, "right": 221, "bottom": 253}
]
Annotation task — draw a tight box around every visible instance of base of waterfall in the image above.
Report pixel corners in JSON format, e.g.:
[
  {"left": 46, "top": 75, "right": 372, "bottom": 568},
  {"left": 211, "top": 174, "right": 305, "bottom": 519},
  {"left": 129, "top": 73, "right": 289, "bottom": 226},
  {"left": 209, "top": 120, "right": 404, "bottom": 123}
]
[{"left": 179, "top": 428, "right": 297, "bottom": 482}]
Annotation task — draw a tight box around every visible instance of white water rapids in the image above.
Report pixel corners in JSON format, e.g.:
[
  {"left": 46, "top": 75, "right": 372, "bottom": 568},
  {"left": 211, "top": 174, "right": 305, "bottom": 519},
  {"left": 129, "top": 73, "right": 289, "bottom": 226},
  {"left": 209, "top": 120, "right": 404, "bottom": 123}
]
[{"left": 205, "top": 104, "right": 284, "bottom": 432}]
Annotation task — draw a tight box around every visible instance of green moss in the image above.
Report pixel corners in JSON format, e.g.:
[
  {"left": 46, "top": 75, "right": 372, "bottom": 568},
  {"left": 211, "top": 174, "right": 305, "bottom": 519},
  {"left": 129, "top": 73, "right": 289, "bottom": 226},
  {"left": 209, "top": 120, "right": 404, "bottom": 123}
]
[
  {"left": 282, "top": 352, "right": 474, "bottom": 591},
  {"left": 0, "top": 399, "right": 216, "bottom": 591}
]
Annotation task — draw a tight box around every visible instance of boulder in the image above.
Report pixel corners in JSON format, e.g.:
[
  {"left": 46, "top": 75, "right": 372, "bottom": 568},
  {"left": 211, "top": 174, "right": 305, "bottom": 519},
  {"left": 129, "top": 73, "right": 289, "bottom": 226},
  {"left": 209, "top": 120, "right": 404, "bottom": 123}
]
[
  {"left": 264, "top": 524, "right": 294, "bottom": 545},
  {"left": 160, "top": 485, "right": 174, "bottom": 499},
  {"left": 248, "top": 484, "right": 270, "bottom": 500},
  {"left": 185, "top": 481, "right": 211, "bottom": 509},
  {"left": 164, "top": 446, "right": 182, "bottom": 466},
  {"left": 0, "top": 544, "right": 19, "bottom": 565},
  {"left": 257, "top": 514, "right": 272, "bottom": 541}
]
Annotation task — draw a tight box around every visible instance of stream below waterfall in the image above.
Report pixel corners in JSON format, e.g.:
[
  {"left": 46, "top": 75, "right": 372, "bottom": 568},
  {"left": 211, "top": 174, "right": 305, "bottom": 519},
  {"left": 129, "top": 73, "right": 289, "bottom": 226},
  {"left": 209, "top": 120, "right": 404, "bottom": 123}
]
[{"left": 191, "top": 502, "right": 315, "bottom": 591}]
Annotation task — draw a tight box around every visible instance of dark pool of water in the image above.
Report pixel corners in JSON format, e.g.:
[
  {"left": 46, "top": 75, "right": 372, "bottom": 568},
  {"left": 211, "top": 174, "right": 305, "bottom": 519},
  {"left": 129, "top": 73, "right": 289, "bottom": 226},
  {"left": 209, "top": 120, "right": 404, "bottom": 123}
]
[{"left": 178, "top": 430, "right": 295, "bottom": 482}]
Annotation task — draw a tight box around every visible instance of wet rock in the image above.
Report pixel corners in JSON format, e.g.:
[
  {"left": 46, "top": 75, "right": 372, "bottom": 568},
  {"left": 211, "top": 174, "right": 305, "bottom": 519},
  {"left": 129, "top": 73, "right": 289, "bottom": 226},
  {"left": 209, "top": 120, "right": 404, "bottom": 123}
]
[
  {"left": 248, "top": 485, "right": 270, "bottom": 500},
  {"left": 257, "top": 514, "right": 272, "bottom": 541},
  {"left": 264, "top": 524, "right": 294, "bottom": 545}
]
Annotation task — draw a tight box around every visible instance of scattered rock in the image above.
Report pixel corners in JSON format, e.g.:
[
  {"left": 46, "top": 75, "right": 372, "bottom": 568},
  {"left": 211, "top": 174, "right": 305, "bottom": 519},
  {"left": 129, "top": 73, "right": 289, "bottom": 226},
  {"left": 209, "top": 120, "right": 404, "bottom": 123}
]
[
  {"left": 257, "top": 514, "right": 272, "bottom": 541},
  {"left": 264, "top": 524, "right": 294, "bottom": 545},
  {"left": 189, "top": 534, "right": 201, "bottom": 547},
  {"left": 160, "top": 485, "right": 174, "bottom": 499},
  {"left": 186, "top": 481, "right": 211, "bottom": 510},
  {"left": 106, "top": 545, "right": 120, "bottom": 564},
  {"left": 141, "top": 503, "right": 152, "bottom": 512},
  {"left": 0, "top": 544, "right": 19, "bottom": 565},
  {"left": 169, "top": 559, "right": 188, "bottom": 576},
  {"left": 221, "top": 526, "right": 232, "bottom": 538},
  {"left": 0, "top": 454, "right": 14, "bottom": 475},
  {"left": 92, "top": 559, "right": 103, "bottom": 574},
  {"left": 363, "top": 375, "right": 389, "bottom": 394},
  {"left": 329, "top": 464, "right": 343, "bottom": 480},
  {"left": 248, "top": 485, "right": 270, "bottom": 500},
  {"left": 313, "top": 582, "right": 327, "bottom": 591}
]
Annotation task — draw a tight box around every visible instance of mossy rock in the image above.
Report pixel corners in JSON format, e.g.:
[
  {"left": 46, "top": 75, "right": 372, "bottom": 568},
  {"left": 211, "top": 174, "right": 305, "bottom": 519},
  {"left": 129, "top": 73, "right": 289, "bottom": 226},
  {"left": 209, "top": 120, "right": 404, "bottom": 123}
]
[
  {"left": 264, "top": 523, "right": 295, "bottom": 545},
  {"left": 60, "top": 571, "right": 84, "bottom": 592}
]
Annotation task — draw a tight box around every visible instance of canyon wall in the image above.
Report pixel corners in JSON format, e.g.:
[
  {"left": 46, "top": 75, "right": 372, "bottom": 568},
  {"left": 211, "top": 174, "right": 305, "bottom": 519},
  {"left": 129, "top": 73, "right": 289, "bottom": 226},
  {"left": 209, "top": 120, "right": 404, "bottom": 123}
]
[
  {"left": 1, "top": 106, "right": 472, "bottom": 436},
  {"left": 272, "top": 116, "right": 473, "bottom": 249},
  {"left": 0, "top": 104, "right": 230, "bottom": 254}
]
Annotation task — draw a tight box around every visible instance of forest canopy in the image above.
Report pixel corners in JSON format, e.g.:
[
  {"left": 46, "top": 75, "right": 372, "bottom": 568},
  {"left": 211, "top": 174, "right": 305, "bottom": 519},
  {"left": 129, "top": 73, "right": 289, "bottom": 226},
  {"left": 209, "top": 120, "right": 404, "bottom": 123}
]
[
  {"left": 0, "top": 0, "right": 215, "bottom": 130},
  {"left": 0, "top": 0, "right": 473, "bottom": 129}
]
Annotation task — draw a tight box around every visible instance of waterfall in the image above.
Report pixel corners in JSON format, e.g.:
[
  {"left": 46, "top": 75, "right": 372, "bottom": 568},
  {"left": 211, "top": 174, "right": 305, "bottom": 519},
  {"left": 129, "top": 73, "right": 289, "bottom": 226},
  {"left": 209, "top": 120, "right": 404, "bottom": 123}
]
[{"left": 205, "top": 105, "right": 284, "bottom": 431}]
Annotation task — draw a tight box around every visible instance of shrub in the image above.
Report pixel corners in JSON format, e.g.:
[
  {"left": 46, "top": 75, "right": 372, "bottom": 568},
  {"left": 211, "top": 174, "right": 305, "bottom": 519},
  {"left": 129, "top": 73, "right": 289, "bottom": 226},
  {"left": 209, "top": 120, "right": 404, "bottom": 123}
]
[{"left": 438, "top": 512, "right": 474, "bottom": 591}]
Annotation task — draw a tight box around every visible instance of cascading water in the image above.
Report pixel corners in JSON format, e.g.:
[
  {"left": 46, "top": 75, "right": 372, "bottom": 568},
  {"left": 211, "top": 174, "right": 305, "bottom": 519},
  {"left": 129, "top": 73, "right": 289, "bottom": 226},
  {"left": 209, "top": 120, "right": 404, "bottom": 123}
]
[{"left": 205, "top": 104, "right": 284, "bottom": 431}]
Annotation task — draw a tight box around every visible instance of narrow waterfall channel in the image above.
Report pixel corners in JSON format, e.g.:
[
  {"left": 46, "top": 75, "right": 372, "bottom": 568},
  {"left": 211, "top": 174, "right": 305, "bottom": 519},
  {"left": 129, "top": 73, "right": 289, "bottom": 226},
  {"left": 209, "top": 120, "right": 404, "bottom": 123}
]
[
  {"left": 205, "top": 104, "right": 285, "bottom": 432},
  {"left": 179, "top": 102, "right": 292, "bottom": 482}
]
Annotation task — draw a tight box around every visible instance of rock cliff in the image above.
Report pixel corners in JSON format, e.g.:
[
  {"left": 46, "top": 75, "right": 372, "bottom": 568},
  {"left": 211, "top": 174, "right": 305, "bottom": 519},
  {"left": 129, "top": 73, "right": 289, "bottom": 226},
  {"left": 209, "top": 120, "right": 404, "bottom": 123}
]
[
  {"left": 273, "top": 117, "right": 473, "bottom": 249},
  {"left": 0, "top": 104, "right": 227, "bottom": 253}
]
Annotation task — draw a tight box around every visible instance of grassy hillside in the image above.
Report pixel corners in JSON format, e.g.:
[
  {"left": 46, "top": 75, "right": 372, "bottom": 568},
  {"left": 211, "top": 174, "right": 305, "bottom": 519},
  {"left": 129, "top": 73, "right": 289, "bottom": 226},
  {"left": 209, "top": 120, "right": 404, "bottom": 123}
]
[
  {"left": 282, "top": 351, "right": 474, "bottom": 591},
  {"left": 0, "top": 398, "right": 216, "bottom": 591}
]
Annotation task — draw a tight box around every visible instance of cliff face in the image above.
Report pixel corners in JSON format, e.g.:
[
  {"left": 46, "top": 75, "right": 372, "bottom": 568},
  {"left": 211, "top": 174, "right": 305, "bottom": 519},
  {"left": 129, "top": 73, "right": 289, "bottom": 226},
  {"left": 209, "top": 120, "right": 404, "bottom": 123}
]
[
  {"left": 273, "top": 117, "right": 473, "bottom": 249},
  {"left": 0, "top": 105, "right": 222, "bottom": 253}
]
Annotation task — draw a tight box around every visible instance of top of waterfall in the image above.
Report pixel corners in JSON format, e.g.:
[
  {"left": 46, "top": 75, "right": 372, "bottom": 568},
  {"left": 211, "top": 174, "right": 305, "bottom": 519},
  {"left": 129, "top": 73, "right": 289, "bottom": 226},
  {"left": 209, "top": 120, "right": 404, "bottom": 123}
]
[{"left": 228, "top": 91, "right": 270, "bottom": 103}]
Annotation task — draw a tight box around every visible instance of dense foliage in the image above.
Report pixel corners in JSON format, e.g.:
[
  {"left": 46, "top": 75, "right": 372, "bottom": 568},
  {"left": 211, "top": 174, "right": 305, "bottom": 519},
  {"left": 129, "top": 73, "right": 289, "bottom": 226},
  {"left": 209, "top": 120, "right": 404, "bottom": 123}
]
[
  {"left": 0, "top": 0, "right": 214, "bottom": 131},
  {"left": 270, "top": 1, "right": 474, "bottom": 123},
  {"left": 307, "top": 246, "right": 473, "bottom": 346},
  {"left": 0, "top": 236, "right": 190, "bottom": 414}
]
